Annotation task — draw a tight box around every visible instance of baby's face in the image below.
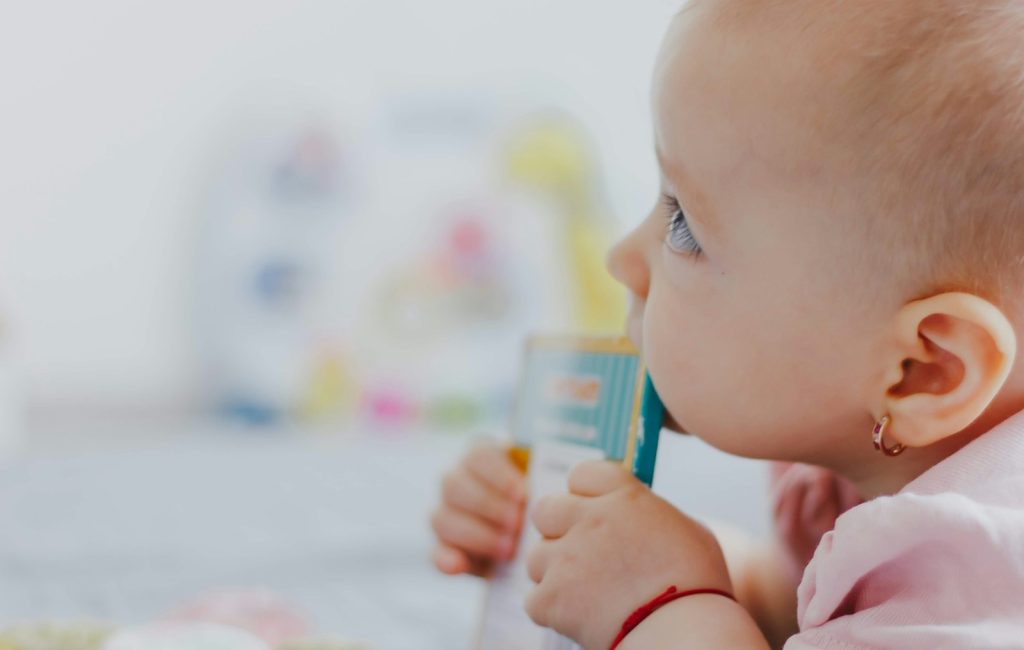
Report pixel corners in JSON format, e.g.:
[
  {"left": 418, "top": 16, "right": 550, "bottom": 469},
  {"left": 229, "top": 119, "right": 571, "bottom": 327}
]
[{"left": 609, "top": 5, "right": 898, "bottom": 464}]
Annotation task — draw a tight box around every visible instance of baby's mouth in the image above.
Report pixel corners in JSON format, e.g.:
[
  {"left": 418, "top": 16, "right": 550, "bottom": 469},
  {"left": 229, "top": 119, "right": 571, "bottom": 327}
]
[
  {"left": 663, "top": 411, "right": 688, "bottom": 435},
  {"left": 640, "top": 361, "right": 688, "bottom": 436},
  {"left": 622, "top": 298, "right": 687, "bottom": 434}
]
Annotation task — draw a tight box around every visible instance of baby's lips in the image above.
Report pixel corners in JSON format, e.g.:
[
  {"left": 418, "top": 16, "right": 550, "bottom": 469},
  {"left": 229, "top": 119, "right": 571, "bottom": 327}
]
[{"left": 662, "top": 410, "right": 689, "bottom": 435}]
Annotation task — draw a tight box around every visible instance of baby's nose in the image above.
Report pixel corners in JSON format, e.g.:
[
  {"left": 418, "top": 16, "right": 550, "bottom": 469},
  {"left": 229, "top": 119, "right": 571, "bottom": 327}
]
[{"left": 606, "top": 229, "right": 650, "bottom": 300}]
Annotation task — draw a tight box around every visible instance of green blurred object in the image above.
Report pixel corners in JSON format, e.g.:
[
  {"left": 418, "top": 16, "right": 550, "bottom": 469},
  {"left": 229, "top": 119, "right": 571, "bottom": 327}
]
[
  {"left": 428, "top": 394, "right": 483, "bottom": 429},
  {"left": 0, "top": 622, "right": 115, "bottom": 650},
  {"left": 0, "top": 624, "right": 372, "bottom": 650}
]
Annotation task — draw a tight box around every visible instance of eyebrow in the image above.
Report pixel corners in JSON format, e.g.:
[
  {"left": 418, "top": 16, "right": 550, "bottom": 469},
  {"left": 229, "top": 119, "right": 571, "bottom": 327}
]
[{"left": 654, "top": 146, "right": 718, "bottom": 235}]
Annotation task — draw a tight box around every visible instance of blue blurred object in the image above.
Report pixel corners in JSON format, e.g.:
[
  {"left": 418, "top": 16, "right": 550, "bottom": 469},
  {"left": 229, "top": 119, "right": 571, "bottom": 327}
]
[{"left": 194, "top": 126, "right": 350, "bottom": 425}]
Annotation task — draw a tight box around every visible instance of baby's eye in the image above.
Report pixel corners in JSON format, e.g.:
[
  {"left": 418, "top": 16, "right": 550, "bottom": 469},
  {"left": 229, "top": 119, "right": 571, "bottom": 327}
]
[{"left": 662, "top": 194, "right": 703, "bottom": 257}]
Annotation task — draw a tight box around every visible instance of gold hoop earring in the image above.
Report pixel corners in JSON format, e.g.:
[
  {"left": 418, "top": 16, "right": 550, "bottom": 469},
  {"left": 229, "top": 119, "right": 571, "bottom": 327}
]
[{"left": 872, "top": 415, "right": 906, "bottom": 457}]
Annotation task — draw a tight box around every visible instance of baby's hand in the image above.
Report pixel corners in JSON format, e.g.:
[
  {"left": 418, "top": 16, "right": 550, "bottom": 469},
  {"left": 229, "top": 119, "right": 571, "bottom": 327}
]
[
  {"left": 525, "top": 461, "right": 733, "bottom": 650},
  {"left": 431, "top": 441, "right": 527, "bottom": 577}
]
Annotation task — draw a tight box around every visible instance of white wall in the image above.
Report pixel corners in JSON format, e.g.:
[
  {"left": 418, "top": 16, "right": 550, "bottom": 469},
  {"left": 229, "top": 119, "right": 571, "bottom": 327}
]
[{"left": 0, "top": 0, "right": 681, "bottom": 411}]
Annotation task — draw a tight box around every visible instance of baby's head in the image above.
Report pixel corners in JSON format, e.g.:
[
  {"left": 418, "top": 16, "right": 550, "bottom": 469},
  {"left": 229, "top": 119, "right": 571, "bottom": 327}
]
[{"left": 609, "top": 0, "right": 1024, "bottom": 490}]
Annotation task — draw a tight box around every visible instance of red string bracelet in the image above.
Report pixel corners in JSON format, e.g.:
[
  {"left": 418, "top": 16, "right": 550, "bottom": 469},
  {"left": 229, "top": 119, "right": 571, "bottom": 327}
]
[{"left": 608, "top": 585, "right": 737, "bottom": 650}]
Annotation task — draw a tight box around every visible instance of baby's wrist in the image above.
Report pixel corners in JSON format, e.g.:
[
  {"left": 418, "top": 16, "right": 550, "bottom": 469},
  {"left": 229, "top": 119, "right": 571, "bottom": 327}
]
[{"left": 616, "top": 589, "right": 769, "bottom": 650}]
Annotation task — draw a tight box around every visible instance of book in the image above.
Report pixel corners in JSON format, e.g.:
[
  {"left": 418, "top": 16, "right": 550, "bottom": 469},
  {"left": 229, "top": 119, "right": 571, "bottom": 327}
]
[{"left": 475, "top": 335, "right": 665, "bottom": 650}]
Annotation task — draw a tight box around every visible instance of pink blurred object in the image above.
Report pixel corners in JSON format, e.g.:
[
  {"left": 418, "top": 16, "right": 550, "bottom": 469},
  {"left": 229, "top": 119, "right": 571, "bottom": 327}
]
[
  {"left": 363, "top": 386, "right": 419, "bottom": 427},
  {"left": 164, "top": 588, "right": 309, "bottom": 647}
]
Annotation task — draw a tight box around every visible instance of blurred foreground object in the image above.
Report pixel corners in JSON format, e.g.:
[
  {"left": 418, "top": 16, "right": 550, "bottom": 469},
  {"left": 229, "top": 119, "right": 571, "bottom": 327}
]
[
  {"left": 104, "top": 623, "right": 269, "bottom": 650},
  {"left": 0, "top": 589, "right": 370, "bottom": 650},
  {"left": 0, "top": 622, "right": 113, "bottom": 650},
  {"left": 165, "top": 589, "right": 308, "bottom": 647}
]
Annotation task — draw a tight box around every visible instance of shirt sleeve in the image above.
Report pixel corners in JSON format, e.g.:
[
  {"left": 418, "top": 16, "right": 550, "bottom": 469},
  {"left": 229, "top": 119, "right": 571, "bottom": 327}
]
[{"left": 783, "top": 491, "right": 1024, "bottom": 650}]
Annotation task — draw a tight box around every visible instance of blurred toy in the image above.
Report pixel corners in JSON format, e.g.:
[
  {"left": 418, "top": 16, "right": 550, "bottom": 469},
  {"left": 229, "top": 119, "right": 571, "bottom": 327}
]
[
  {"left": 299, "top": 350, "right": 357, "bottom": 423},
  {"left": 278, "top": 640, "right": 372, "bottom": 650},
  {"left": 195, "top": 125, "right": 351, "bottom": 425},
  {"left": 357, "top": 208, "right": 523, "bottom": 432},
  {"left": 362, "top": 383, "right": 420, "bottom": 429},
  {"left": 193, "top": 104, "right": 626, "bottom": 436},
  {"left": 104, "top": 623, "right": 269, "bottom": 650},
  {"left": 165, "top": 589, "right": 308, "bottom": 647},
  {"left": 0, "top": 622, "right": 113, "bottom": 650},
  {"left": 505, "top": 115, "right": 626, "bottom": 333},
  {"left": 372, "top": 213, "right": 511, "bottom": 343},
  {"left": 0, "top": 589, "right": 368, "bottom": 650},
  {"left": 427, "top": 393, "right": 482, "bottom": 429}
]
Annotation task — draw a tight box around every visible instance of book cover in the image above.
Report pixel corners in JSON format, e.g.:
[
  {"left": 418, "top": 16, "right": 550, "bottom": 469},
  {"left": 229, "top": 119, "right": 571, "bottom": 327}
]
[{"left": 475, "top": 335, "right": 665, "bottom": 650}]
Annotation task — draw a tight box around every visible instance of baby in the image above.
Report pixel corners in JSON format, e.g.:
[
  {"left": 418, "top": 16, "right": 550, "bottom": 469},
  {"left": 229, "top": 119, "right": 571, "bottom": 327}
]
[{"left": 432, "top": 0, "right": 1024, "bottom": 647}]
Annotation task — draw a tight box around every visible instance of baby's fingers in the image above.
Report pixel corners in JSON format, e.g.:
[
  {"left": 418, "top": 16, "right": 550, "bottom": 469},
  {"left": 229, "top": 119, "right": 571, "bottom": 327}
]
[
  {"left": 442, "top": 467, "right": 522, "bottom": 532},
  {"left": 568, "top": 460, "right": 634, "bottom": 497},
  {"left": 525, "top": 538, "right": 555, "bottom": 584},
  {"left": 432, "top": 542, "right": 471, "bottom": 575},
  {"left": 464, "top": 442, "right": 527, "bottom": 502},
  {"left": 531, "top": 494, "right": 584, "bottom": 539},
  {"left": 432, "top": 541, "right": 499, "bottom": 578},
  {"left": 430, "top": 506, "right": 517, "bottom": 561}
]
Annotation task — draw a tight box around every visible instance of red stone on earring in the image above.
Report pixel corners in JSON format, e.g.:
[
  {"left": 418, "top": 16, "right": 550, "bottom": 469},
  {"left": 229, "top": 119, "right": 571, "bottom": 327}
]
[{"left": 872, "top": 415, "right": 906, "bottom": 457}]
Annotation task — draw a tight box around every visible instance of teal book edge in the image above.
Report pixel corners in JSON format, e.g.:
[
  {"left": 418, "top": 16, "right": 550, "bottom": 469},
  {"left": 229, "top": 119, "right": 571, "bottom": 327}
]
[{"left": 631, "top": 372, "right": 665, "bottom": 486}]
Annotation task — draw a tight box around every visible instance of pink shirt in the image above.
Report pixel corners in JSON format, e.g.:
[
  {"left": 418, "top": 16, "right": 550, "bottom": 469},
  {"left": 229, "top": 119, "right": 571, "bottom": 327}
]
[{"left": 774, "top": 411, "right": 1024, "bottom": 649}]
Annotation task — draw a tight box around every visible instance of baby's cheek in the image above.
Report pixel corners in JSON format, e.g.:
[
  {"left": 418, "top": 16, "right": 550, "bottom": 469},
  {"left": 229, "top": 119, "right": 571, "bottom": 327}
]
[
  {"left": 642, "top": 282, "right": 786, "bottom": 455},
  {"left": 642, "top": 290, "right": 730, "bottom": 431}
]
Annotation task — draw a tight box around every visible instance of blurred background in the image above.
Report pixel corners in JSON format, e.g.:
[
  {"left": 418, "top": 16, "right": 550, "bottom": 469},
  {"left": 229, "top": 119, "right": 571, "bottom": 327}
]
[{"left": 0, "top": 1, "right": 769, "bottom": 648}]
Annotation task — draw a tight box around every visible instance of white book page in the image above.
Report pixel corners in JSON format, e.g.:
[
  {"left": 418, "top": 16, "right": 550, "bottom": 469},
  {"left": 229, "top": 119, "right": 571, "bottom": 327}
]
[{"left": 476, "top": 440, "right": 607, "bottom": 650}]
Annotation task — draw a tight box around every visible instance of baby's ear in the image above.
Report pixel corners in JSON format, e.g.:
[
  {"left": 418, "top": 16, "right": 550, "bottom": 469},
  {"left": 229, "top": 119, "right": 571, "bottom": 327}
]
[{"left": 882, "top": 293, "right": 1017, "bottom": 449}]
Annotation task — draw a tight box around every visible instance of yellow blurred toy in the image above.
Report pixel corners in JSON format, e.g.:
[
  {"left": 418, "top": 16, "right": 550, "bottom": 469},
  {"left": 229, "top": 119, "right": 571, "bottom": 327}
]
[{"left": 505, "top": 116, "right": 627, "bottom": 333}]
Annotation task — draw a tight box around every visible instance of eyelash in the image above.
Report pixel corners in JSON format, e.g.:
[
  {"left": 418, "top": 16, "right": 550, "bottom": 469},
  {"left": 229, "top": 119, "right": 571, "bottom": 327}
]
[{"left": 661, "top": 193, "right": 703, "bottom": 258}]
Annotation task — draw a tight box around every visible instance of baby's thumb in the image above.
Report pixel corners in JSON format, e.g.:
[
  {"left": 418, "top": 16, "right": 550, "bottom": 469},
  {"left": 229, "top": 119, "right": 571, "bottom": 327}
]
[{"left": 432, "top": 542, "right": 471, "bottom": 575}]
